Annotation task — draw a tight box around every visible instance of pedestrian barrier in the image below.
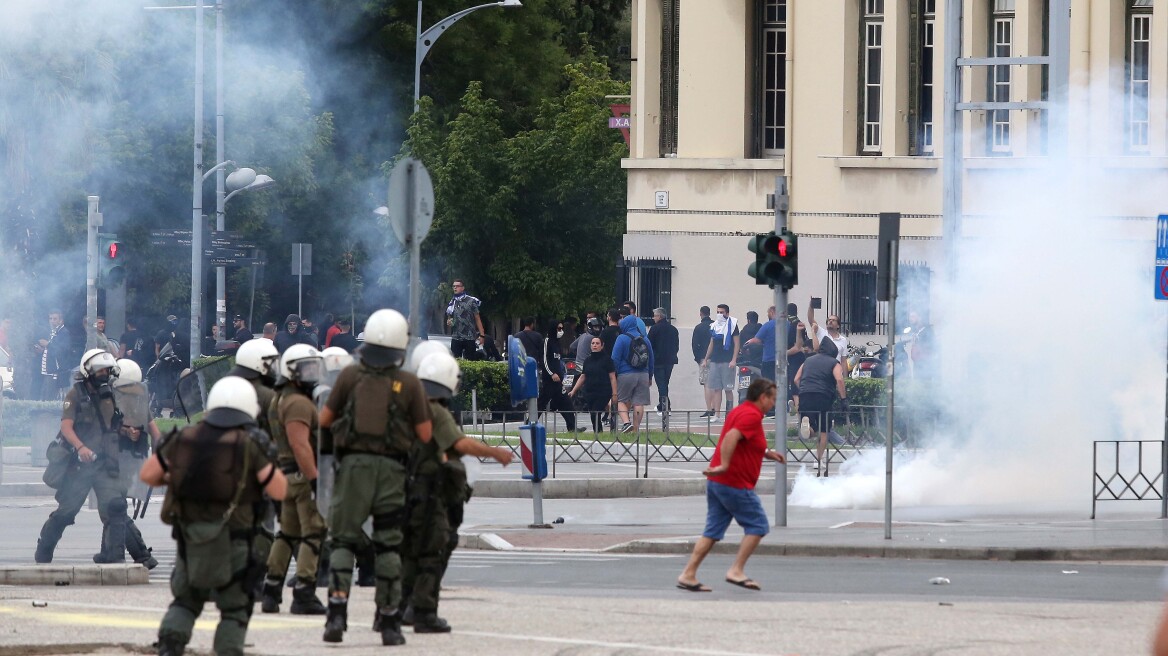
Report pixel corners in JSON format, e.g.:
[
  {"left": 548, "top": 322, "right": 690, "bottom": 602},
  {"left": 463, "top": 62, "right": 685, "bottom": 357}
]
[
  {"left": 458, "top": 404, "right": 923, "bottom": 479},
  {"left": 1091, "top": 440, "right": 1166, "bottom": 519}
]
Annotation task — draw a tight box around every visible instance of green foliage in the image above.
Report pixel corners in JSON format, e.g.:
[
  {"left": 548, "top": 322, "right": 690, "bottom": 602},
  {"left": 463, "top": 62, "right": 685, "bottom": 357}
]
[
  {"left": 0, "top": 400, "right": 61, "bottom": 442},
  {"left": 452, "top": 360, "right": 511, "bottom": 413},
  {"left": 844, "top": 378, "right": 886, "bottom": 406}
]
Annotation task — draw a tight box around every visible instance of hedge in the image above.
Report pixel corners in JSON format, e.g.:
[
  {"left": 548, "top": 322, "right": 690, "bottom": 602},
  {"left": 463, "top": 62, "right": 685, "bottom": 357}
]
[
  {"left": 452, "top": 361, "right": 511, "bottom": 413},
  {"left": 0, "top": 400, "right": 62, "bottom": 442}
]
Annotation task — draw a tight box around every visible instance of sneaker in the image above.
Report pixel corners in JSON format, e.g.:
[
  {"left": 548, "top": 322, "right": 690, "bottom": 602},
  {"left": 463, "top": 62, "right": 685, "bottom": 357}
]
[
  {"left": 799, "top": 417, "right": 811, "bottom": 440},
  {"left": 699, "top": 410, "right": 713, "bottom": 418},
  {"left": 620, "top": 422, "right": 633, "bottom": 433}
]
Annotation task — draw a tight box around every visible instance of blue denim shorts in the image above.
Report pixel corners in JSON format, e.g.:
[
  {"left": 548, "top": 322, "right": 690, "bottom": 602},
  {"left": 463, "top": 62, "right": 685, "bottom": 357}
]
[{"left": 703, "top": 480, "right": 771, "bottom": 540}]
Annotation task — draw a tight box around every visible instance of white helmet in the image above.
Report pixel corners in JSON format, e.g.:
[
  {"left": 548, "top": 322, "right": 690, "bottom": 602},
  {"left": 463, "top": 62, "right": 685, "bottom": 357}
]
[
  {"left": 114, "top": 359, "right": 142, "bottom": 387},
  {"left": 279, "top": 343, "right": 323, "bottom": 385},
  {"left": 362, "top": 309, "right": 408, "bottom": 349},
  {"left": 236, "top": 338, "right": 279, "bottom": 377},
  {"left": 205, "top": 375, "right": 260, "bottom": 424},
  {"left": 405, "top": 340, "right": 449, "bottom": 373},
  {"left": 417, "top": 352, "right": 461, "bottom": 398},
  {"left": 321, "top": 346, "right": 354, "bottom": 373},
  {"left": 81, "top": 348, "right": 119, "bottom": 378}
]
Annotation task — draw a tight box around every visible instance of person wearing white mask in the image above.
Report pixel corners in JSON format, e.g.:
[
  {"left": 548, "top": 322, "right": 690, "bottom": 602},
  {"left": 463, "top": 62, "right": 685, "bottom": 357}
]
[{"left": 539, "top": 319, "right": 579, "bottom": 432}]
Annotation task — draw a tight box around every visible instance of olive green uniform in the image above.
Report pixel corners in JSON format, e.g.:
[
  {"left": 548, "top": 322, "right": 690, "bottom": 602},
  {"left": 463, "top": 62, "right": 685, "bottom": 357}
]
[
  {"left": 325, "top": 363, "right": 430, "bottom": 611},
  {"left": 265, "top": 386, "right": 326, "bottom": 587},
  {"left": 36, "top": 382, "right": 127, "bottom": 561},
  {"left": 156, "top": 423, "right": 273, "bottom": 656},
  {"left": 401, "top": 400, "right": 468, "bottom": 615}
]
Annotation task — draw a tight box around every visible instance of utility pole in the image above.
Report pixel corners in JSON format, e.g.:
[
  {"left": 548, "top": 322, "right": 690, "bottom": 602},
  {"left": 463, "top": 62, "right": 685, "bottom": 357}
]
[
  {"left": 190, "top": 0, "right": 205, "bottom": 366},
  {"left": 86, "top": 197, "right": 102, "bottom": 327},
  {"left": 214, "top": 0, "right": 227, "bottom": 334},
  {"left": 772, "top": 176, "right": 789, "bottom": 528}
]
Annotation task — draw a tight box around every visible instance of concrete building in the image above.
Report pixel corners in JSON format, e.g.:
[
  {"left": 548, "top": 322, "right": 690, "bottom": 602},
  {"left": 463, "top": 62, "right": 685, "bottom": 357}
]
[{"left": 620, "top": 0, "right": 1168, "bottom": 411}]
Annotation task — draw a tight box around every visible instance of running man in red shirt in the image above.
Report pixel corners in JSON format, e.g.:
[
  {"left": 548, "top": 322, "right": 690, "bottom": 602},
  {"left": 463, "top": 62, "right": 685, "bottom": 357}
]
[{"left": 676, "top": 378, "right": 784, "bottom": 592}]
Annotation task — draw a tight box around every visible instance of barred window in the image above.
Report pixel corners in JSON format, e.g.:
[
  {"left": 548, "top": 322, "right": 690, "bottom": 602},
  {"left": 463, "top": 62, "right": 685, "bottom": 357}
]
[
  {"left": 989, "top": 0, "right": 1015, "bottom": 154},
  {"left": 617, "top": 258, "right": 673, "bottom": 320},
  {"left": 660, "top": 0, "right": 680, "bottom": 156},
  {"left": 862, "top": 0, "right": 885, "bottom": 153},
  {"left": 920, "top": 0, "right": 936, "bottom": 154},
  {"left": 762, "top": 0, "right": 788, "bottom": 155},
  {"left": 1128, "top": 0, "right": 1153, "bottom": 152}
]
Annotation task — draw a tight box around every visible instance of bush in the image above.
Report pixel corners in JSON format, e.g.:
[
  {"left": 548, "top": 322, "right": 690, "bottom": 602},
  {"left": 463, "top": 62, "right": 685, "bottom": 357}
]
[
  {"left": 0, "top": 400, "right": 61, "bottom": 442},
  {"left": 452, "top": 360, "right": 511, "bottom": 413}
]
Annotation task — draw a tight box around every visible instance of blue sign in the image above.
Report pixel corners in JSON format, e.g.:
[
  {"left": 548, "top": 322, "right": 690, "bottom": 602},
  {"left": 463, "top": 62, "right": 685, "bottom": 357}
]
[
  {"left": 1158, "top": 214, "right": 1168, "bottom": 264},
  {"left": 1157, "top": 266, "right": 1168, "bottom": 301},
  {"left": 508, "top": 335, "right": 539, "bottom": 406}
]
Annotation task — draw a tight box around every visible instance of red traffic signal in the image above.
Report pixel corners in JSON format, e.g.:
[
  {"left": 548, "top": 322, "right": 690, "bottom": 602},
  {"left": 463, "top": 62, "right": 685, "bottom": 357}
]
[{"left": 108, "top": 242, "right": 120, "bottom": 259}]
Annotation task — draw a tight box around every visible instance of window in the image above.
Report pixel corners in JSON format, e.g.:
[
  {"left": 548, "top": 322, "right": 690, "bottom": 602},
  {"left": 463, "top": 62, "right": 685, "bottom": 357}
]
[
  {"left": 828, "top": 260, "right": 933, "bottom": 335},
  {"left": 616, "top": 259, "right": 673, "bottom": 320},
  {"left": 862, "top": 0, "right": 885, "bottom": 153},
  {"left": 762, "top": 0, "right": 787, "bottom": 155},
  {"left": 1128, "top": 0, "right": 1153, "bottom": 153},
  {"left": 989, "top": 0, "right": 1015, "bottom": 153},
  {"left": 660, "top": 0, "right": 680, "bottom": 156},
  {"left": 920, "top": 0, "right": 936, "bottom": 154}
]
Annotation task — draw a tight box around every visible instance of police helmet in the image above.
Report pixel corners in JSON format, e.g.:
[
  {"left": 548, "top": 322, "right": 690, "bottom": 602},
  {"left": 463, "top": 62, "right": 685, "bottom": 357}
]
[
  {"left": 114, "top": 359, "right": 142, "bottom": 387},
  {"left": 234, "top": 338, "right": 279, "bottom": 379},
  {"left": 405, "top": 340, "right": 448, "bottom": 374},
  {"left": 279, "top": 343, "right": 323, "bottom": 385},
  {"left": 417, "top": 352, "right": 461, "bottom": 399},
  {"left": 205, "top": 375, "right": 259, "bottom": 428},
  {"left": 81, "top": 349, "right": 119, "bottom": 379},
  {"left": 362, "top": 309, "right": 408, "bottom": 349},
  {"left": 321, "top": 346, "right": 354, "bottom": 373}
]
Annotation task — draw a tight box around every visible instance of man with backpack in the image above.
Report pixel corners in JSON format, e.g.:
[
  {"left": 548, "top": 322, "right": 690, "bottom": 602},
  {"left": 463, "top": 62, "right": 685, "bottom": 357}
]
[{"left": 610, "top": 315, "right": 654, "bottom": 433}]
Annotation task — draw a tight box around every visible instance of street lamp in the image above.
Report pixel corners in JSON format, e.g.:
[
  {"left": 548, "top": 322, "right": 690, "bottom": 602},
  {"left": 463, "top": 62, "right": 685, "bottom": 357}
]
[{"left": 414, "top": 0, "right": 523, "bottom": 109}]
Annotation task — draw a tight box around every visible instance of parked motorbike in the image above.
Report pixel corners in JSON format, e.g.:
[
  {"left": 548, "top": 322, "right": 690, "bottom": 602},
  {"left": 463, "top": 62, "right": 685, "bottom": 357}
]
[
  {"left": 736, "top": 353, "right": 763, "bottom": 405},
  {"left": 849, "top": 341, "right": 888, "bottom": 379}
]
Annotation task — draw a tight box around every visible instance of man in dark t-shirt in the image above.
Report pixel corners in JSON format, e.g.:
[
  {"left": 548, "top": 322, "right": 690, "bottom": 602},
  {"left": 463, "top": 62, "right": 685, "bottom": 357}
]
[
  {"left": 599, "top": 309, "right": 621, "bottom": 357},
  {"left": 513, "top": 317, "right": 543, "bottom": 364}
]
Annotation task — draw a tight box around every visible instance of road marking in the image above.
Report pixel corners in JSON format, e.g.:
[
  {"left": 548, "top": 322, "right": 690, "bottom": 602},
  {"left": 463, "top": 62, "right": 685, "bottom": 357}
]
[
  {"left": 458, "top": 628, "right": 783, "bottom": 655},
  {"left": 0, "top": 601, "right": 321, "bottom": 631}
]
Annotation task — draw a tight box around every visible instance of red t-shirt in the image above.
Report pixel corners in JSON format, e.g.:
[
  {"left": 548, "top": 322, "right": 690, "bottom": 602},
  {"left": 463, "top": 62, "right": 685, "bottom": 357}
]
[
  {"left": 708, "top": 402, "right": 767, "bottom": 490},
  {"left": 324, "top": 325, "right": 341, "bottom": 348}
]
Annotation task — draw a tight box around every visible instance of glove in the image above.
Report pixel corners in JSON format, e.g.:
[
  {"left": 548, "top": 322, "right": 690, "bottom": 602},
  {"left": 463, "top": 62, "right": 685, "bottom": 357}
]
[
  {"left": 309, "top": 478, "right": 318, "bottom": 500},
  {"left": 839, "top": 398, "right": 850, "bottom": 412}
]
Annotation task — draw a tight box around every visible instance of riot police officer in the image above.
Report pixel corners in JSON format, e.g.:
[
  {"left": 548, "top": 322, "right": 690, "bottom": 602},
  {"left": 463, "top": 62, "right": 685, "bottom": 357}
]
[
  {"left": 260, "top": 343, "right": 328, "bottom": 615},
  {"left": 227, "top": 338, "right": 279, "bottom": 588},
  {"left": 35, "top": 349, "right": 132, "bottom": 563},
  {"left": 140, "top": 376, "right": 287, "bottom": 656},
  {"left": 399, "top": 352, "right": 513, "bottom": 632},
  {"left": 90, "top": 358, "right": 161, "bottom": 567},
  {"left": 318, "top": 309, "right": 432, "bottom": 646}
]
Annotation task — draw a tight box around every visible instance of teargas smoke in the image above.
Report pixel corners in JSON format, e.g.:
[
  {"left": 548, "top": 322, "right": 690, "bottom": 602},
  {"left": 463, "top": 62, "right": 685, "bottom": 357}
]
[{"left": 792, "top": 98, "right": 1165, "bottom": 511}]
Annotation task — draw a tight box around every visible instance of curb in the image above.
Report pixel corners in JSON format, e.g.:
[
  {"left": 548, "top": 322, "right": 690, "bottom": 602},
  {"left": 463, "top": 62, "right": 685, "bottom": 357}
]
[
  {"left": 0, "top": 483, "right": 53, "bottom": 497},
  {"left": 472, "top": 478, "right": 789, "bottom": 499},
  {"left": 0, "top": 564, "right": 151, "bottom": 586},
  {"left": 458, "top": 532, "right": 1168, "bottom": 562}
]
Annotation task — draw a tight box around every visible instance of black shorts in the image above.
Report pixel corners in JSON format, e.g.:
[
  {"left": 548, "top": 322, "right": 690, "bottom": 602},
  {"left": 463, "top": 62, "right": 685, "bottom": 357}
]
[{"left": 799, "top": 392, "right": 834, "bottom": 434}]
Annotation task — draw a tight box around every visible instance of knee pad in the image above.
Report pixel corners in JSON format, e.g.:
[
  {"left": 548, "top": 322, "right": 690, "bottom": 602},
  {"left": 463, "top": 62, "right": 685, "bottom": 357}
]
[
  {"left": 372, "top": 541, "right": 400, "bottom": 556},
  {"left": 107, "top": 497, "right": 129, "bottom": 517}
]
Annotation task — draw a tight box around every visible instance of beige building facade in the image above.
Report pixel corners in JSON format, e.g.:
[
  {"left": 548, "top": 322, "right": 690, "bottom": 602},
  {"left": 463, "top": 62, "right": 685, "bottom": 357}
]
[{"left": 621, "top": 0, "right": 1168, "bottom": 410}]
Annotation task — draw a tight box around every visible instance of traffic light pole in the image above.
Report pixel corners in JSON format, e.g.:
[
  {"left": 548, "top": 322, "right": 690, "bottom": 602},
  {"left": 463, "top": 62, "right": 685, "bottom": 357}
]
[
  {"left": 773, "top": 176, "right": 789, "bottom": 528},
  {"left": 86, "top": 196, "right": 102, "bottom": 329}
]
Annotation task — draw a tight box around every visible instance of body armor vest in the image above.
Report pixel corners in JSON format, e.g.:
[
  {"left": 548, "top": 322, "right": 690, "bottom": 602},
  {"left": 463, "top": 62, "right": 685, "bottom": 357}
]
[
  {"left": 160, "top": 423, "right": 254, "bottom": 526},
  {"left": 331, "top": 364, "right": 414, "bottom": 457}
]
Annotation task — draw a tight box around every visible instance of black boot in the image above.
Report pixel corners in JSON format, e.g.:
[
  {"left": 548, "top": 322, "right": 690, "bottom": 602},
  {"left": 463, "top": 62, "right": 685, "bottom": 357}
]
[
  {"left": 260, "top": 579, "right": 282, "bottom": 614},
  {"left": 322, "top": 596, "right": 347, "bottom": 643},
  {"left": 290, "top": 581, "right": 327, "bottom": 615},
  {"left": 156, "top": 636, "right": 186, "bottom": 656},
  {"left": 400, "top": 603, "right": 415, "bottom": 626},
  {"left": 378, "top": 609, "right": 406, "bottom": 646},
  {"left": 413, "top": 609, "right": 451, "bottom": 634},
  {"left": 34, "top": 539, "right": 54, "bottom": 564},
  {"left": 35, "top": 516, "right": 69, "bottom": 564},
  {"left": 92, "top": 518, "right": 126, "bottom": 564},
  {"left": 124, "top": 519, "right": 158, "bottom": 570}
]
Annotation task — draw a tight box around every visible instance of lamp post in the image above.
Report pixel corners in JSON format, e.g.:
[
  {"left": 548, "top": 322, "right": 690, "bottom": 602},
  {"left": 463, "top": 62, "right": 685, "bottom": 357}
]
[
  {"left": 414, "top": 0, "right": 522, "bottom": 110},
  {"left": 190, "top": 0, "right": 206, "bottom": 366}
]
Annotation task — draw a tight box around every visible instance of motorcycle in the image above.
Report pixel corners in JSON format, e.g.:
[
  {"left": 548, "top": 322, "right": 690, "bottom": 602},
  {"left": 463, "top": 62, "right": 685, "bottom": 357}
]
[
  {"left": 561, "top": 359, "right": 580, "bottom": 396},
  {"left": 736, "top": 353, "right": 763, "bottom": 405},
  {"left": 849, "top": 341, "right": 888, "bottom": 379}
]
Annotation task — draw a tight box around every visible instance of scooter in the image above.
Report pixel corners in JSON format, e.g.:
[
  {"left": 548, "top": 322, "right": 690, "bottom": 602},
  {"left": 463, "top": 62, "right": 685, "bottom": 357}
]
[{"left": 849, "top": 341, "right": 888, "bottom": 379}]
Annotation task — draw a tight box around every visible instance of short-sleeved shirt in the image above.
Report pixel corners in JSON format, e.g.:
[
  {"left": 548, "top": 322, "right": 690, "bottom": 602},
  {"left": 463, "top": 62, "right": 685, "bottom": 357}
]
[
  {"left": 707, "top": 402, "right": 767, "bottom": 490},
  {"left": 274, "top": 389, "right": 318, "bottom": 464},
  {"left": 816, "top": 327, "right": 849, "bottom": 365},
  {"left": 599, "top": 326, "right": 620, "bottom": 357},
  {"left": 447, "top": 294, "right": 482, "bottom": 341},
  {"left": 581, "top": 352, "right": 616, "bottom": 399},
  {"left": 61, "top": 384, "right": 117, "bottom": 446},
  {"left": 326, "top": 365, "right": 431, "bottom": 437},
  {"left": 755, "top": 320, "right": 776, "bottom": 362},
  {"left": 708, "top": 324, "right": 740, "bottom": 363}
]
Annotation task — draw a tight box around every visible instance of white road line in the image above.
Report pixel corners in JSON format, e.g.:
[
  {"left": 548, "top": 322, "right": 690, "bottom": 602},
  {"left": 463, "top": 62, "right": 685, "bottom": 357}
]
[{"left": 458, "top": 629, "right": 780, "bottom": 655}]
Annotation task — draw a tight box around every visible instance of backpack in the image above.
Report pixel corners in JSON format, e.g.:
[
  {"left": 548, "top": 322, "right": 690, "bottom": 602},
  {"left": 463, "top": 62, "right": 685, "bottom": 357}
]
[{"left": 627, "top": 335, "right": 650, "bottom": 369}]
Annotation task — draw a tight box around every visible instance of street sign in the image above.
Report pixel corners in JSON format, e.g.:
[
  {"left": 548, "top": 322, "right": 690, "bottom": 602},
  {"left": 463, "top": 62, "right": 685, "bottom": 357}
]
[
  {"left": 150, "top": 229, "right": 192, "bottom": 238},
  {"left": 386, "top": 158, "right": 434, "bottom": 246},
  {"left": 1157, "top": 214, "right": 1168, "bottom": 264},
  {"left": 1156, "top": 266, "right": 1168, "bottom": 300},
  {"left": 150, "top": 236, "right": 192, "bottom": 247},
  {"left": 204, "top": 248, "right": 251, "bottom": 259},
  {"left": 608, "top": 116, "right": 631, "bottom": 128},
  {"left": 210, "top": 256, "right": 264, "bottom": 266}
]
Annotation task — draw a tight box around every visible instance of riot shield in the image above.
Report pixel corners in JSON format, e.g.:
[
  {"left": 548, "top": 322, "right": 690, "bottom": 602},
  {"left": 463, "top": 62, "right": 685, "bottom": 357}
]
[
  {"left": 114, "top": 381, "right": 155, "bottom": 512},
  {"left": 312, "top": 384, "right": 335, "bottom": 516},
  {"left": 174, "top": 356, "right": 234, "bottom": 421}
]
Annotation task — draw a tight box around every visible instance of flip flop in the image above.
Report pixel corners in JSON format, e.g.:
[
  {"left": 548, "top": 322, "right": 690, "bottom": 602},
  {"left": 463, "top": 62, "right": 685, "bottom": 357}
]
[
  {"left": 726, "top": 577, "right": 761, "bottom": 591},
  {"left": 676, "top": 581, "right": 712, "bottom": 592}
]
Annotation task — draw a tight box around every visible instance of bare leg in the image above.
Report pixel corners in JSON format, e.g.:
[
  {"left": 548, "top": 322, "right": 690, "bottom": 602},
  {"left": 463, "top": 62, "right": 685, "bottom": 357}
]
[
  {"left": 678, "top": 537, "right": 716, "bottom": 586},
  {"left": 724, "top": 389, "right": 735, "bottom": 414},
  {"left": 618, "top": 401, "right": 631, "bottom": 425},
  {"left": 632, "top": 404, "right": 644, "bottom": 431},
  {"left": 704, "top": 385, "right": 718, "bottom": 412},
  {"left": 725, "top": 534, "right": 763, "bottom": 583},
  {"left": 816, "top": 430, "right": 828, "bottom": 473}
]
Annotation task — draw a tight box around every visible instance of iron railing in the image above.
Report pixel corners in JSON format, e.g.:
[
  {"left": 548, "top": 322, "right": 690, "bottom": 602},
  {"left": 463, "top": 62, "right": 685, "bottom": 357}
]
[{"left": 1092, "top": 440, "right": 1167, "bottom": 519}]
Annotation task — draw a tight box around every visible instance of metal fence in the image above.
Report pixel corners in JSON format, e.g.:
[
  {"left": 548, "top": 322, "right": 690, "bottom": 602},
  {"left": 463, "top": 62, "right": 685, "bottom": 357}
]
[
  {"left": 1092, "top": 440, "right": 1167, "bottom": 519},
  {"left": 458, "top": 404, "right": 927, "bottom": 478}
]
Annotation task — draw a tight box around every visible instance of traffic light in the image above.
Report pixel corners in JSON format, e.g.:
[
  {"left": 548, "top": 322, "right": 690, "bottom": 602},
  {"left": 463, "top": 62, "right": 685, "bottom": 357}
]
[
  {"left": 98, "top": 233, "right": 126, "bottom": 288},
  {"left": 747, "top": 230, "right": 798, "bottom": 289}
]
